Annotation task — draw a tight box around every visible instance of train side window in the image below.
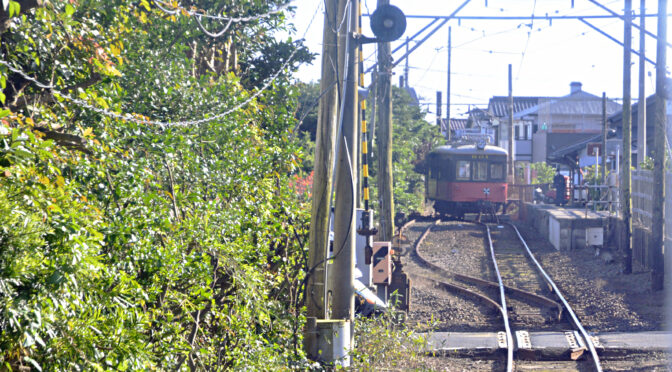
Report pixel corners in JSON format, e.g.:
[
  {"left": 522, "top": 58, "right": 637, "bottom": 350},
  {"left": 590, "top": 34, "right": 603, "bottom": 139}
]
[
  {"left": 473, "top": 161, "right": 488, "bottom": 181},
  {"left": 490, "top": 163, "right": 504, "bottom": 180},
  {"left": 456, "top": 160, "right": 471, "bottom": 180}
]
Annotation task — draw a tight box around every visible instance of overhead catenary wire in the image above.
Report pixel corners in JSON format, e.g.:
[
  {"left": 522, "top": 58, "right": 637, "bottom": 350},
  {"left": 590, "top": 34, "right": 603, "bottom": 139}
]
[{"left": 516, "top": 0, "right": 537, "bottom": 79}]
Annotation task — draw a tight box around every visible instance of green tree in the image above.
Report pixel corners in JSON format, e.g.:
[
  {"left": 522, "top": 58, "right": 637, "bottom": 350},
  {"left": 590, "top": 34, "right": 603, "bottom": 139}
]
[
  {"left": 369, "top": 86, "right": 444, "bottom": 217},
  {"left": 1, "top": 1, "right": 315, "bottom": 369},
  {"left": 531, "top": 162, "right": 556, "bottom": 184}
]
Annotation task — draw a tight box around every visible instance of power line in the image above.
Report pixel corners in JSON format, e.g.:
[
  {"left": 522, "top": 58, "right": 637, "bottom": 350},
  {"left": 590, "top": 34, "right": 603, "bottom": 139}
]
[
  {"left": 153, "top": 0, "right": 290, "bottom": 23},
  {"left": 0, "top": 1, "right": 321, "bottom": 127},
  {"left": 516, "top": 0, "right": 537, "bottom": 80},
  {"left": 1, "top": 46, "right": 301, "bottom": 127}
]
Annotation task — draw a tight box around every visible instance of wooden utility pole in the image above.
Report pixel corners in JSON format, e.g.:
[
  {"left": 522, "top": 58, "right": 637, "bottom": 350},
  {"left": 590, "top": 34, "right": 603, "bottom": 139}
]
[
  {"left": 306, "top": 0, "right": 338, "bottom": 324},
  {"left": 446, "top": 26, "right": 451, "bottom": 141},
  {"left": 602, "top": 92, "right": 608, "bottom": 185},
  {"left": 508, "top": 64, "right": 514, "bottom": 183},
  {"left": 436, "top": 91, "right": 442, "bottom": 129},
  {"left": 376, "top": 0, "right": 395, "bottom": 241},
  {"left": 651, "top": 0, "right": 667, "bottom": 291},
  {"left": 637, "top": 0, "right": 646, "bottom": 167},
  {"left": 304, "top": 0, "right": 339, "bottom": 358},
  {"left": 404, "top": 36, "right": 409, "bottom": 88},
  {"left": 622, "top": 0, "right": 633, "bottom": 274},
  {"left": 331, "top": 0, "right": 358, "bottom": 322}
]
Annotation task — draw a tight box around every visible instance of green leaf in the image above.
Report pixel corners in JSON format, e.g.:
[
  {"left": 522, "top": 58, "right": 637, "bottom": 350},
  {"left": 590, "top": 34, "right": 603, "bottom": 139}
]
[
  {"left": 23, "top": 357, "right": 42, "bottom": 372},
  {"left": 8, "top": 1, "right": 19, "bottom": 17},
  {"left": 64, "top": 3, "right": 75, "bottom": 17}
]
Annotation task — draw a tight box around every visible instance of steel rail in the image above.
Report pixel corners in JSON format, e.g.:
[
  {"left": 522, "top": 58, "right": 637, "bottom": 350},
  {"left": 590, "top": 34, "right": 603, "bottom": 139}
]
[
  {"left": 509, "top": 224, "right": 603, "bottom": 372},
  {"left": 413, "top": 229, "right": 562, "bottom": 319},
  {"left": 482, "top": 223, "right": 514, "bottom": 372},
  {"left": 453, "top": 273, "right": 563, "bottom": 321},
  {"left": 412, "top": 222, "right": 503, "bottom": 311},
  {"left": 415, "top": 274, "right": 503, "bottom": 312}
]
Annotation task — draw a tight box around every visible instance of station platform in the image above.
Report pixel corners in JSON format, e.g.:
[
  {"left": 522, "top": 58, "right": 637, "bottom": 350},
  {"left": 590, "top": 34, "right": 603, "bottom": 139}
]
[
  {"left": 423, "top": 331, "right": 671, "bottom": 359},
  {"left": 522, "top": 203, "right": 616, "bottom": 251}
]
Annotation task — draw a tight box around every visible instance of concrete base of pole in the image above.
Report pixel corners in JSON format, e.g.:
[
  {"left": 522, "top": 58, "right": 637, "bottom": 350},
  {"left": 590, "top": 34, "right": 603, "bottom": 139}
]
[{"left": 305, "top": 319, "right": 352, "bottom": 366}]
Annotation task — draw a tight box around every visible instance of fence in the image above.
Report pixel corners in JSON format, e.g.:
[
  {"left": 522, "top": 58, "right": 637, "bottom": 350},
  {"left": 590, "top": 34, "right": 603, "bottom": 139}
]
[
  {"left": 632, "top": 170, "right": 672, "bottom": 231},
  {"left": 632, "top": 169, "right": 672, "bottom": 270}
]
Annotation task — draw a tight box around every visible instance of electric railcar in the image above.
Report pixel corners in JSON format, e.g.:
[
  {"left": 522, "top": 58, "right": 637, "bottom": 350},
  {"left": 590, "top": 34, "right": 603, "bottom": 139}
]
[{"left": 426, "top": 143, "right": 508, "bottom": 217}]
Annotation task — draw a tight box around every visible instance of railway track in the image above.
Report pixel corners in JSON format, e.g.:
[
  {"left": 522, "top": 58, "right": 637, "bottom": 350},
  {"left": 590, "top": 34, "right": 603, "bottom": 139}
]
[{"left": 408, "top": 218, "right": 603, "bottom": 372}]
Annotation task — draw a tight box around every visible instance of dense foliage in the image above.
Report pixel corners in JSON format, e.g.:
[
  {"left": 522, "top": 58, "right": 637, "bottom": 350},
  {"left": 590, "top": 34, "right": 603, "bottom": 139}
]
[
  {"left": 531, "top": 161, "right": 556, "bottom": 184},
  {"left": 0, "top": 0, "right": 316, "bottom": 370},
  {"left": 370, "top": 86, "right": 445, "bottom": 217}
]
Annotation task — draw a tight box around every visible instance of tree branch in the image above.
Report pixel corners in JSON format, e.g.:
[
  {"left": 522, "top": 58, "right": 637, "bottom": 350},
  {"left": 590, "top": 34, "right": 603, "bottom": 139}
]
[
  {"left": 8, "top": 73, "right": 101, "bottom": 112},
  {"left": 0, "top": 0, "right": 43, "bottom": 34}
]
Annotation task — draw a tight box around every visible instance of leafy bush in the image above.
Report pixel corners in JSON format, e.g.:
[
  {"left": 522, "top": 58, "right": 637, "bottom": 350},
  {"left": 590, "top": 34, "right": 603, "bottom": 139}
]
[
  {"left": 1, "top": 1, "right": 314, "bottom": 370},
  {"left": 531, "top": 162, "right": 555, "bottom": 184},
  {"left": 349, "top": 309, "right": 432, "bottom": 371}
]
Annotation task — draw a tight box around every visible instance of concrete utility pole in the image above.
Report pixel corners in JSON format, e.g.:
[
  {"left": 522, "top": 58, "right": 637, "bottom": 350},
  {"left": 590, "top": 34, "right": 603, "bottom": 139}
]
[
  {"left": 508, "top": 64, "right": 514, "bottom": 183},
  {"left": 331, "top": 0, "right": 358, "bottom": 322},
  {"left": 376, "top": 0, "right": 395, "bottom": 241},
  {"left": 602, "top": 92, "right": 608, "bottom": 185},
  {"left": 622, "top": 0, "right": 633, "bottom": 275},
  {"left": 637, "top": 0, "right": 647, "bottom": 167},
  {"left": 446, "top": 26, "right": 451, "bottom": 141},
  {"left": 651, "top": 0, "right": 667, "bottom": 291}
]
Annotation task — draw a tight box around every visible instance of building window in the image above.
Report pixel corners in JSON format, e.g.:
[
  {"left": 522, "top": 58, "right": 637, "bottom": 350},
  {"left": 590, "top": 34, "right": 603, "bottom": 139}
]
[
  {"left": 457, "top": 160, "right": 471, "bottom": 180},
  {"left": 473, "top": 161, "right": 488, "bottom": 181},
  {"left": 514, "top": 126, "right": 520, "bottom": 140},
  {"left": 490, "top": 163, "right": 504, "bottom": 180}
]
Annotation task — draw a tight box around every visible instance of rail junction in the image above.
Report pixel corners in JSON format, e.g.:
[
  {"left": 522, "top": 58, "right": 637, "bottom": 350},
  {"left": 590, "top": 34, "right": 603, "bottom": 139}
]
[{"left": 396, "top": 217, "right": 670, "bottom": 371}]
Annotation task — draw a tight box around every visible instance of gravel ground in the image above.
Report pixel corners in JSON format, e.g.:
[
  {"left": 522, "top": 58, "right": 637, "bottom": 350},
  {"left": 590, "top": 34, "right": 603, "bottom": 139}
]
[
  {"left": 399, "top": 220, "right": 501, "bottom": 332},
  {"left": 393, "top": 218, "right": 670, "bottom": 371},
  {"left": 513, "top": 222, "right": 667, "bottom": 332}
]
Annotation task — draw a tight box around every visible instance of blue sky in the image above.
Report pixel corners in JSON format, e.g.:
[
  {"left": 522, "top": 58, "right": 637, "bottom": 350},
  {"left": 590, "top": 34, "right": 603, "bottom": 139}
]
[{"left": 286, "top": 0, "right": 669, "bottom": 121}]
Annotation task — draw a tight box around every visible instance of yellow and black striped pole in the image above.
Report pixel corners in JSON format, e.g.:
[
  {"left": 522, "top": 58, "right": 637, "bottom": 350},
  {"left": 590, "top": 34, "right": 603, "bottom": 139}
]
[
  {"left": 357, "top": 2, "right": 376, "bottom": 264},
  {"left": 358, "top": 5, "right": 369, "bottom": 213}
]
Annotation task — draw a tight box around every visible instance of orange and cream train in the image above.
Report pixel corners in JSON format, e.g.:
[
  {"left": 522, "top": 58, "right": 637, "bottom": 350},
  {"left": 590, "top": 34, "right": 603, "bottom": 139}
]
[{"left": 426, "top": 143, "right": 508, "bottom": 217}]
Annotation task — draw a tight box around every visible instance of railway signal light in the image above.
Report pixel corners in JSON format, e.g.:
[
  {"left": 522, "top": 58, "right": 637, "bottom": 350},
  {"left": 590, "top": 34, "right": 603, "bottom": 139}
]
[{"left": 358, "top": 4, "right": 406, "bottom": 44}]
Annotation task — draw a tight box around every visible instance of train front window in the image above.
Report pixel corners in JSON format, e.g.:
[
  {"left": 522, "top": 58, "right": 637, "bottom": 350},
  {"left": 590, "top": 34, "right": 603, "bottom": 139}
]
[
  {"left": 456, "top": 160, "right": 471, "bottom": 180},
  {"left": 473, "top": 161, "right": 488, "bottom": 181},
  {"left": 490, "top": 163, "right": 504, "bottom": 180}
]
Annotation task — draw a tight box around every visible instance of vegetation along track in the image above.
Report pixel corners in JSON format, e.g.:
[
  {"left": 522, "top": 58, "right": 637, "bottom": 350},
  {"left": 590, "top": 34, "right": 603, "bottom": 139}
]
[{"left": 411, "top": 219, "right": 603, "bottom": 372}]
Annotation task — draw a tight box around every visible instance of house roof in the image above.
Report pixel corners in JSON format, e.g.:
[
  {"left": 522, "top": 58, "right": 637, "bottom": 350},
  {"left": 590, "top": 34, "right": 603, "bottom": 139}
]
[
  {"left": 439, "top": 118, "right": 468, "bottom": 131},
  {"left": 547, "top": 133, "right": 603, "bottom": 159},
  {"left": 450, "top": 118, "right": 467, "bottom": 131},
  {"left": 488, "top": 96, "right": 544, "bottom": 117},
  {"left": 513, "top": 92, "right": 621, "bottom": 119}
]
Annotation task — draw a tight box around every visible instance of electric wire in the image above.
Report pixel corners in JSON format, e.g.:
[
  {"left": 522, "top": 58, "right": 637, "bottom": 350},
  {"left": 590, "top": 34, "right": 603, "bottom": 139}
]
[
  {"left": 154, "top": 0, "right": 291, "bottom": 23},
  {"left": 0, "top": 0, "right": 322, "bottom": 128},
  {"left": 193, "top": 15, "right": 233, "bottom": 38},
  {"left": 0, "top": 44, "right": 301, "bottom": 128},
  {"left": 516, "top": 0, "right": 537, "bottom": 80}
]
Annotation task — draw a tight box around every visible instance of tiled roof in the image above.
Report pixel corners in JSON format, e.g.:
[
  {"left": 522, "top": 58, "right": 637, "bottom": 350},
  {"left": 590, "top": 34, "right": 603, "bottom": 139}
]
[
  {"left": 547, "top": 133, "right": 603, "bottom": 159},
  {"left": 438, "top": 118, "right": 468, "bottom": 131},
  {"left": 488, "top": 96, "right": 544, "bottom": 117},
  {"left": 450, "top": 118, "right": 467, "bottom": 131},
  {"left": 532, "top": 97, "right": 621, "bottom": 116}
]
